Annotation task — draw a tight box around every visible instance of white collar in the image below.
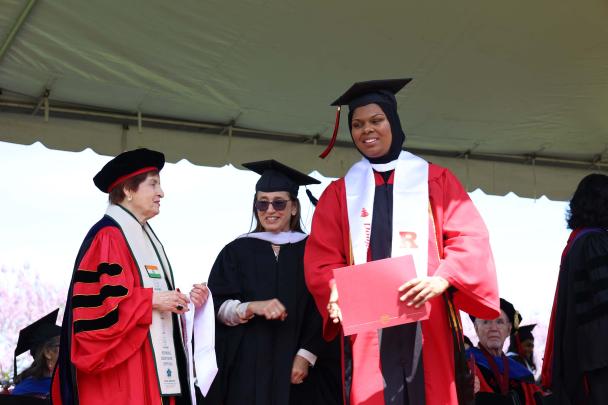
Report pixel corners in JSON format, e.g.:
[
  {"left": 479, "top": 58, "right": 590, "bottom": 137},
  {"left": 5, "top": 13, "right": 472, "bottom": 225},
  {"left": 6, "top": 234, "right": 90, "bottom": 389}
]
[
  {"left": 237, "top": 231, "right": 307, "bottom": 244},
  {"left": 370, "top": 159, "right": 398, "bottom": 172}
]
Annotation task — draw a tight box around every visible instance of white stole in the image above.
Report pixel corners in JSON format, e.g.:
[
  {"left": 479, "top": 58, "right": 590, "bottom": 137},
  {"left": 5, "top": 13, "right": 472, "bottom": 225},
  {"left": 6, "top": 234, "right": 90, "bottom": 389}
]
[
  {"left": 344, "top": 151, "right": 429, "bottom": 276},
  {"left": 184, "top": 297, "right": 218, "bottom": 399},
  {"left": 106, "top": 204, "right": 182, "bottom": 396}
]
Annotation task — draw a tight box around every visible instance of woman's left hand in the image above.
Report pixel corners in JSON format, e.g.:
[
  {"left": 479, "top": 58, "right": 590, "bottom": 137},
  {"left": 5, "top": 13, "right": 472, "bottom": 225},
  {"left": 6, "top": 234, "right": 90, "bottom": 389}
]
[
  {"left": 189, "top": 283, "right": 209, "bottom": 309},
  {"left": 398, "top": 276, "right": 450, "bottom": 308},
  {"left": 291, "top": 354, "right": 310, "bottom": 384}
]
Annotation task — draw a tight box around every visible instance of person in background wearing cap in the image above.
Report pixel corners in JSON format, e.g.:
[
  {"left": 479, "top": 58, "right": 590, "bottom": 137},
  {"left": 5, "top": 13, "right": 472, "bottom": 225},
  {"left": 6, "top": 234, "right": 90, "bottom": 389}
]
[
  {"left": 51, "top": 148, "right": 211, "bottom": 405},
  {"left": 304, "top": 78, "right": 500, "bottom": 405},
  {"left": 468, "top": 299, "right": 545, "bottom": 404},
  {"left": 205, "top": 160, "right": 341, "bottom": 405},
  {"left": 11, "top": 310, "right": 61, "bottom": 398},
  {"left": 506, "top": 324, "right": 537, "bottom": 375},
  {"left": 542, "top": 173, "right": 608, "bottom": 404}
]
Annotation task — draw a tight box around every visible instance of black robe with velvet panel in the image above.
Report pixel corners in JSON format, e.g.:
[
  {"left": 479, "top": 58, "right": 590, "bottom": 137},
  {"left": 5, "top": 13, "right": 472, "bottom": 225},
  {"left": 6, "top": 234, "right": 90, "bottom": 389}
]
[
  {"left": 551, "top": 228, "right": 608, "bottom": 404},
  {"left": 205, "top": 237, "right": 341, "bottom": 405}
]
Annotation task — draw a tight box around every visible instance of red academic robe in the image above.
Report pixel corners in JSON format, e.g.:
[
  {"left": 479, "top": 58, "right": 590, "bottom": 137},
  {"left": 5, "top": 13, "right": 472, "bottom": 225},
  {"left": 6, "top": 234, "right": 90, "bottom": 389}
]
[
  {"left": 51, "top": 221, "right": 178, "bottom": 405},
  {"left": 471, "top": 347, "right": 543, "bottom": 404},
  {"left": 475, "top": 368, "right": 542, "bottom": 405},
  {"left": 304, "top": 163, "right": 500, "bottom": 405}
]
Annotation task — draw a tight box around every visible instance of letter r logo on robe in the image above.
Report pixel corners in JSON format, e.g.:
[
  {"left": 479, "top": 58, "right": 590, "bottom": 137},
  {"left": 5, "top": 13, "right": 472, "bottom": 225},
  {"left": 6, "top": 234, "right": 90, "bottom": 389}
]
[
  {"left": 360, "top": 208, "right": 369, "bottom": 217},
  {"left": 399, "top": 231, "right": 418, "bottom": 248}
]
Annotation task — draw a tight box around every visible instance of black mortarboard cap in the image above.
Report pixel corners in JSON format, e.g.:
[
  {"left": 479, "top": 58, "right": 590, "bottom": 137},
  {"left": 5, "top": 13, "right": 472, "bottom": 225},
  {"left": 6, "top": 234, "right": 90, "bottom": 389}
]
[
  {"left": 517, "top": 324, "right": 536, "bottom": 342},
  {"left": 242, "top": 160, "right": 320, "bottom": 197},
  {"left": 93, "top": 148, "right": 165, "bottom": 193},
  {"left": 319, "top": 78, "right": 412, "bottom": 159},
  {"left": 330, "top": 78, "right": 413, "bottom": 108},
  {"left": 14, "top": 309, "right": 61, "bottom": 379},
  {"left": 469, "top": 298, "right": 521, "bottom": 329}
]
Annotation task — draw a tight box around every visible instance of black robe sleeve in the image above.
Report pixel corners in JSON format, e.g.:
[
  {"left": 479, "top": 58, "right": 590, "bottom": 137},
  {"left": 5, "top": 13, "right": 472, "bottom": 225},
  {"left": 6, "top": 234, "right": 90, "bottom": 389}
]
[
  {"left": 208, "top": 243, "right": 243, "bottom": 311},
  {"left": 297, "top": 294, "right": 324, "bottom": 357},
  {"left": 553, "top": 230, "right": 608, "bottom": 403},
  {"left": 573, "top": 231, "right": 608, "bottom": 371},
  {"left": 204, "top": 243, "right": 246, "bottom": 404}
]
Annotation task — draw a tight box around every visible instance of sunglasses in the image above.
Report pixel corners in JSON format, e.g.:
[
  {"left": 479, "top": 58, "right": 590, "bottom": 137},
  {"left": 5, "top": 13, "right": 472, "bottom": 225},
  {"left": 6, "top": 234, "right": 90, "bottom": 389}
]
[{"left": 254, "top": 199, "right": 291, "bottom": 211}]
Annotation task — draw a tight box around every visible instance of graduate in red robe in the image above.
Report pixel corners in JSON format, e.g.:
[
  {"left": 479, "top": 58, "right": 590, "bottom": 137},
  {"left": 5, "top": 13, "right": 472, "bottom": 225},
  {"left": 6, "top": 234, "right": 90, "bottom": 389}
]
[
  {"left": 51, "top": 149, "right": 209, "bottom": 405},
  {"left": 304, "top": 79, "right": 500, "bottom": 405}
]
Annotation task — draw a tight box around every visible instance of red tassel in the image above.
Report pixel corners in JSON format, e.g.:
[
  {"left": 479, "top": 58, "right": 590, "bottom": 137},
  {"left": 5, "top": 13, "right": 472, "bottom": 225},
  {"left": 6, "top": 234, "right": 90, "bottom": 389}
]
[{"left": 318, "top": 106, "right": 341, "bottom": 159}]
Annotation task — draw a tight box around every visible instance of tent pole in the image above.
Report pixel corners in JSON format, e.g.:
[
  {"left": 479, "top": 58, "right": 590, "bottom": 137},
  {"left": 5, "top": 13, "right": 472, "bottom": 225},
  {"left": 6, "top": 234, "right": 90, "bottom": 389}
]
[
  {"left": 31, "top": 88, "right": 50, "bottom": 117},
  {"left": 43, "top": 94, "right": 49, "bottom": 122},
  {"left": 0, "top": 0, "right": 39, "bottom": 64}
]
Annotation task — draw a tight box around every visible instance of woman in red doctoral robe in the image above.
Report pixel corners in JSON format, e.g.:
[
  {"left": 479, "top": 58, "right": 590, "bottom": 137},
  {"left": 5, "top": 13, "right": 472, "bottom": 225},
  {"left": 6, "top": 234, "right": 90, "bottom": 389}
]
[
  {"left": 51, "top": 148, "right": 209, "bottom": 405},
  {"left": 304, "top": 79, "right": 500, "bottom": 405}
]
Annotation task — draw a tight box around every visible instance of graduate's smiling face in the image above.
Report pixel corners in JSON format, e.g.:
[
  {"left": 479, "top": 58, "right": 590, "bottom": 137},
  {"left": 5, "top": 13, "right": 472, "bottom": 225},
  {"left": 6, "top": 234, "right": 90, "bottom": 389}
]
[
  {"left": 255, "top": 191, "right": 296, "bottom": 233},
  {"left": 351, "top": 103, "right": 392, "bottom": 159},
  {"left": 474, "top": 310, "right": 512, "bottom": 355},
  {"left": 124, "top": 173, "right": 164, "bottom": 222}
]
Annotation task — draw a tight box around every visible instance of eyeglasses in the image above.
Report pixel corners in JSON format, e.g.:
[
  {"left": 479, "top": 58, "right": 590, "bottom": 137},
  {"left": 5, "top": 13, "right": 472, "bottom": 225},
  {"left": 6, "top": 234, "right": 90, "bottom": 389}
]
[{"left": 254, "top": 199, "right": 290, "bottom": 211}]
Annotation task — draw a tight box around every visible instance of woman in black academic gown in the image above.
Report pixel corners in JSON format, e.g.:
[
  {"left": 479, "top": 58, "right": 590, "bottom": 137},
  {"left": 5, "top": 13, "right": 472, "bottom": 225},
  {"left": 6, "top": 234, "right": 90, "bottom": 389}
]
[
  {"left": 542, "top": 173, "right": 608, "bottom": 404},
  {"left": 205, "top": 160, "right": 341, "bottom": 405}
]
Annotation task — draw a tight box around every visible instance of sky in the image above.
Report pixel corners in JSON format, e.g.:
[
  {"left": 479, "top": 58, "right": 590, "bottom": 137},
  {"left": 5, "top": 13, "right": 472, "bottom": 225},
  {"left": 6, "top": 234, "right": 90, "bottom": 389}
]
[{"left": 0, "top": 140, "right": 572, "bottom": 375}]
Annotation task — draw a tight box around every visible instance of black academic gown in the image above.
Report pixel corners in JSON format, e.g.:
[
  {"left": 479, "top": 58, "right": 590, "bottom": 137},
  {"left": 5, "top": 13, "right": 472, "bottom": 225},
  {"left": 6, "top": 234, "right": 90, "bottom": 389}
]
[
  {"left": 551, "top": 228, "right": 608, "bottom": 404},
  {"left": 205, "top": 236, "right": 341, "bottom": 405}
]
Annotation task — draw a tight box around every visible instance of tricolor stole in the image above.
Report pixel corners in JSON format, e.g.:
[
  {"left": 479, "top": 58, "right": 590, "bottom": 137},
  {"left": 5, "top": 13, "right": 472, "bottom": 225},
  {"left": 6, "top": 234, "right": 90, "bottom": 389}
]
[
  {"left": 344, "top": 150, "right": 429, "bottom": 276},
  {"left": 105, "top": 204, "right": 184, "bottom": 396}
]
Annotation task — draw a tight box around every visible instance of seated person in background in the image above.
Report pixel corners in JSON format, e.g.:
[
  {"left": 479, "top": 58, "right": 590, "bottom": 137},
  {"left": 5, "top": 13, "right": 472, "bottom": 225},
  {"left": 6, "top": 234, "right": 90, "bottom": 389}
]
[
  {"left": 507, "top": 324, "right": 537, "bottom": 375},
  {"left": 468, "top": 299, "right": 544, "bottom": 404},
  {"left": 12, "top": 309, "right": 61, "bottom": 398}
]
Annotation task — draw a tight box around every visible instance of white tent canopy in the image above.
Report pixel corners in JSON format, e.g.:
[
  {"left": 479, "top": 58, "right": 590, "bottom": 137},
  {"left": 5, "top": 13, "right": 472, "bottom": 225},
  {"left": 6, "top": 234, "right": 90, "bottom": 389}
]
[{"left": 1, "top": 0, "right": 607, "bottom": 200}]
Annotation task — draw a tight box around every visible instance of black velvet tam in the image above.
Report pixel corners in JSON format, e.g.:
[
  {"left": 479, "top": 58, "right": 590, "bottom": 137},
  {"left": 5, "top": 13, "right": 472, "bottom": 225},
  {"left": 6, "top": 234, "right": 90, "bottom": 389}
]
[
  {"left": 93, "top": 148, "right": 165, "bottom": 193},
  {"left": 469, "top": 298, "right": 519, "bottom": 327}
]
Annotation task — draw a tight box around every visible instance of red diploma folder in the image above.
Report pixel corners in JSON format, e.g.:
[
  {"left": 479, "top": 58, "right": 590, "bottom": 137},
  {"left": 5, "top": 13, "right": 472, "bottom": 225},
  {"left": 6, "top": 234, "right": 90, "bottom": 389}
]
[{"left": 333, "top": 255, "right": 430, "bottom": 336}]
